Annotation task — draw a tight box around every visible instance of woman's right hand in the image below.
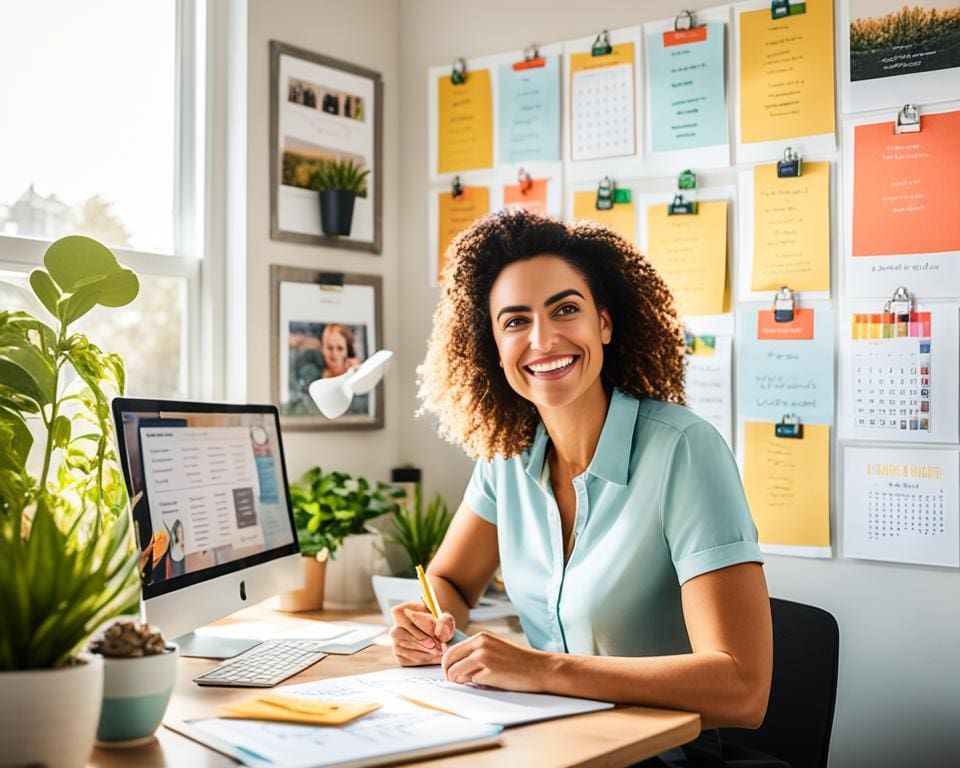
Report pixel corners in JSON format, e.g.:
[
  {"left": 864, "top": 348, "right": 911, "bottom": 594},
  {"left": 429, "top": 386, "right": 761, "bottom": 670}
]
[{"left": 389, "top": 600, "right": 456, "bottom": 666}]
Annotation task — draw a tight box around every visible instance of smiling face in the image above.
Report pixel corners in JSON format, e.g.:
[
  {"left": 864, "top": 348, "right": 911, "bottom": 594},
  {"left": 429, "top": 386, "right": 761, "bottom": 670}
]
[
  {"left": 322, "top": 326, "right": 350, "bottom": 374},
  {"left": 488, "top": 254, "right": 612, "bottom": 412}
]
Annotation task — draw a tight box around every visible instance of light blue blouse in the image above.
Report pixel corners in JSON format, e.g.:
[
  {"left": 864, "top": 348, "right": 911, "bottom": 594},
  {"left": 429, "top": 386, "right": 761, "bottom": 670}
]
[{"left": 464, "top": 388, "right": 763, "bottom": 657}]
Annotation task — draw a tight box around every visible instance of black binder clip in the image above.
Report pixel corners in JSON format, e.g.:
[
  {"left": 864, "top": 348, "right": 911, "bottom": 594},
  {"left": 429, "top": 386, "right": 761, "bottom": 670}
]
[
  {"left": 775, "top": 414, "right": 803, "bottom": 439},
  {"left": 452, "top": 175, "right": 464, "bottom": 200},
  {"left": 895, "top": 104, "right": 921, "bottom": 134},
  {"left": 885, "top": 286, "right": 912, "bottom": 317},
  {"left": 518, "top": 168, "right": 533, "bottom": 194},
  {"left": 596, "top": 176, "right": 614, "bottom": 210},
  {"left": 668, "top": 170, "right": 698, "bottom": 215},
  {"left": 318, "top": 273, "right": 345, "bottom": 292},
  {"left": 773, "top": 286, "right": 796, "bottom": 323},
  {"left": 675, "top": 10, "right": 695, "bottom": 31},
  {"left": 451, "top": 58, "right": 467, "bottom": 85},
  {"left": 591, "top": 29, "right": 612, "bottom": 56},
  {"left": 771, "top": 0, "right": 805, "bottom": 19},
  {"left": 777, "top": 147, "right": 802, "bottom": 178}
]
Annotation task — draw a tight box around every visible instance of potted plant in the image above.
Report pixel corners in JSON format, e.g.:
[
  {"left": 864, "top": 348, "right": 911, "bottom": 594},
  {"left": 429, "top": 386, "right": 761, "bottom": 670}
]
[
  {"left": 387, "top": 484, "right": 452, "bottom": 578},
  {"left": 90, "top": 620, "right": 178, "bottom": 747},
  {"left": 280, "top": 467, "right": 403, "bottom": 611},
  {"left": 309, "top": 157, "right": 370, "bottom": 237},
  {"left": 0, "top": 235, "right": 141, "bottom": 768}
]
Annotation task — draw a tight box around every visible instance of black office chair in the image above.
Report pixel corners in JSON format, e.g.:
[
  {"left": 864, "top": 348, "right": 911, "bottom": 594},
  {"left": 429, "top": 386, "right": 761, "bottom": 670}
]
[{"left": 719, "top": 598, "right": 840, "bottom": 768}]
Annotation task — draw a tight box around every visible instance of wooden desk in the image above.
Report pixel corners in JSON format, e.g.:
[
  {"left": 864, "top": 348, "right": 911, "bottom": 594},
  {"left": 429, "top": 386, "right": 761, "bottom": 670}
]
[{"left": 89, "top": 605, "right": 700, "bottom": 768}]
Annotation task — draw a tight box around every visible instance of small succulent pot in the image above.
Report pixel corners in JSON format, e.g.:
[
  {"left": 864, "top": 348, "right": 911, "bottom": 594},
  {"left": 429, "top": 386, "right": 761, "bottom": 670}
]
[{"left": 319, "top": 189, "right": 356, "bottom": 236}]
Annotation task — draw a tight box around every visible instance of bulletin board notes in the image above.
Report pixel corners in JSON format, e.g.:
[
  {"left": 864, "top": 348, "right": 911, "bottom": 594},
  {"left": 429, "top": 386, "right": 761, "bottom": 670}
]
[
  {"left": 737, "top": 304, "right": 835, "bottom": 425},
  {"left": 751, "top": 161, "right": 830, "bottom": 293},
  {"left": 646, "top": 200, "right": 728, "bottom": 316},
  {"left": 736, "top": 0, "right": 836, "bottom": 160},
  {"left": 569, "top": 43, "right": 637, "bottom": 161},
  {"left": 437, "top": 68, "right": 494, "bottom": 175},
  {"left": 842, "top": 446, "right": 960, "bottom": 568},
  {"left": 685, "top": 334, "right": 733, "bottom": 447},
  {"left": 845, "top": 107, "right": 960, "bottom": 297},
  {"left": 573, "top": 190, "right": 637, "bottom": 243},
  {"left": 743, "top": 421, "right": 831, "bottom": 557},
  {"left": 434, "top": 186, "right": 490, "bottom": 284},
  {"left": 646, "top": 22, "right": 727, "bottom": 154},
  {"left": 503, "top": 177, "right": 549, "bottom": 215},
  {"left": 498, "top": 55, "right": 561, "bottom": 163}
]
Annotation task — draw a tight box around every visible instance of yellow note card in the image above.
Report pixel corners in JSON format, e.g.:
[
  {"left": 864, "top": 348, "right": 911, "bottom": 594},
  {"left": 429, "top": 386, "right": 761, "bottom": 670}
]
[
  {"left": 437, "top": 187, "right": 490, "bottom": 279},
  {"left": 222, "top": 693, "right": 381, "bottom": 726},
  {"left": 752, "top": 162, "right": 830, "bottom": 292},
  {"left": 739, "top": 0, "right": 835, "bottom": 143},
  {"left": 646, "top": 201, "right": 727, "bottom": 317},
  {"left": 437, "top": 69, "right": 493, "bottom": 174},
  {"left": 573, "top": 191, "right": 637, "bottom": 243},
  {"left": 569, "top": 42, "right": 635, "bottom": 77},
  {"left": 743, "top": 422, "right": 830, "bottom": 548}
]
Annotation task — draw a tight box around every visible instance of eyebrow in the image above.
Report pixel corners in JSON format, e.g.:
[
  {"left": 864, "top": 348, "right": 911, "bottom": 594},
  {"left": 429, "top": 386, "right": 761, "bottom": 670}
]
[{"left": 495, "top": 289, "right": 586, "bottom": 321}]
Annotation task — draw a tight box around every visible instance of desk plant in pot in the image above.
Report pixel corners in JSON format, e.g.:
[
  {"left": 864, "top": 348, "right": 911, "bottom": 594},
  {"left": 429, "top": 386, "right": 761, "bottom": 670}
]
[
  {"left": 280, "top": 467, "right": 402, "bottom": 611},
  {"left": 309, "top": 157, "right": 370, "bottom": 237},
  {"left": 0, "top": 236, "right": 142, "bottom": 768}
]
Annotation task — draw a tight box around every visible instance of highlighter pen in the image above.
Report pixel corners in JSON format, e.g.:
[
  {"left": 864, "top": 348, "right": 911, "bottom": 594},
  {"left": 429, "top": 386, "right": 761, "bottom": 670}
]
[{"left": 415, "top": 564, "right": 470, "bottom": 645}]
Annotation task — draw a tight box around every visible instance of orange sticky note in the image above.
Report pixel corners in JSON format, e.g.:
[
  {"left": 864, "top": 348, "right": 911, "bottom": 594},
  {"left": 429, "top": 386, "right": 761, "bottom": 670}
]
[
  {"left": 503, "top": 179, "right": 548, "bottom": 215},
  {"left": 437, "top": 187, "right": 490, "bottom": 279},
  {"left": 573, "top": 191, "right": 636, "bottom": 243},
  {"left": 437, "top": 69, "right": 493, "bottom": 174},
  {"left": 756, "top": 308, "right": 815, "bottom": 341}
]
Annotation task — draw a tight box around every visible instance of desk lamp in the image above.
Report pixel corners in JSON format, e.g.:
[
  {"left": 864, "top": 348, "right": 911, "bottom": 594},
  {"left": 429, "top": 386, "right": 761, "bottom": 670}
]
[{"left": 309, "top": 349, "right": 393, "bottom": 418}]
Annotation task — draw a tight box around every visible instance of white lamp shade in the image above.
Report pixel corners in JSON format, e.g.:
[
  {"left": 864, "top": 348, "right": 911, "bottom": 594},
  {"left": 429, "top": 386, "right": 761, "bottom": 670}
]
[{"left": 308, "top": 349, "right": 393, "bottom": 418}]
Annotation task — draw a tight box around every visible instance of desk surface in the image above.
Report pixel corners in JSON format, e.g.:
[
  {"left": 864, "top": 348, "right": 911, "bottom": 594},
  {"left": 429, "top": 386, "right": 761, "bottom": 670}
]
[{"left": 88, "top": 605, "right": 700, "bottom": 768}]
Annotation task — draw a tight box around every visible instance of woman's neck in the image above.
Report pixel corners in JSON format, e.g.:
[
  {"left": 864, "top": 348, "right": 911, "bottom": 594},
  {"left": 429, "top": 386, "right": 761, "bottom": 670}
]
[{"left": 540, "top": 382, "right": 611, "bottom": 478}]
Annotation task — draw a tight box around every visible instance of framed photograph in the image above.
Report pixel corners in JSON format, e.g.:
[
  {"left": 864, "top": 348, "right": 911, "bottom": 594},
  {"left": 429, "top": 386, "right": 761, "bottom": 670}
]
[
  {"left": 270, "top": 265, "right": 385, "bottom": 431},
  {"left": 269, "top": 40, "right": 383, "bottom": 253}
]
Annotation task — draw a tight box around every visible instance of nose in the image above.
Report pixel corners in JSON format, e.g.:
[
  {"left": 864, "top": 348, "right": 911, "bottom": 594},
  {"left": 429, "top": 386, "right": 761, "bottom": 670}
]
[{"left": 528, "top": 314, "right": 557, "bottom": 353}]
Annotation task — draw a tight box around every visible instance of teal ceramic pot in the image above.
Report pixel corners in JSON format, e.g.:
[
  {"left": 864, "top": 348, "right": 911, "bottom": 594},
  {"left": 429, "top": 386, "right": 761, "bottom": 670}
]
[{"left": 95, "top": 643, "right": 179, "bottom": 746}]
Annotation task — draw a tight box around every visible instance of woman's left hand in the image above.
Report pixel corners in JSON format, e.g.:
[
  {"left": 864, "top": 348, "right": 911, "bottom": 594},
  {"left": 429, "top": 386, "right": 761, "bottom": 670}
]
[{"left": 440, "top": 631, "right": 551, "bottom": 692}]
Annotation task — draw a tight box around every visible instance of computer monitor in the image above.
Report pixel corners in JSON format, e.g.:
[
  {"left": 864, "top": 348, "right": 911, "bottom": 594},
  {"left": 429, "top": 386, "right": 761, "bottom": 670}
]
[{"left": 112, "top": 398, "right": 303, "bottom": 657}]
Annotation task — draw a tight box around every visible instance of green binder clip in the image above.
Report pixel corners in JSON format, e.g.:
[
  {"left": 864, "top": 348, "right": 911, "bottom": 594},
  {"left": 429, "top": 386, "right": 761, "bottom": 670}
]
[
  {"left": 771, "top": 0, "right": 805, "bottom": 19},
  {"left": 591, "top": 30, "right": 612, "bottom": 56},
  {"left": 678, "top": 169, "right": 697, "bottom": 190},
  {"left": 596, "top": 177, "right": 614, "bottom": 210},
  {"left": 669, "top": 170, "right": 697, "bottom": 215},
  {"left": 777, "top": 147, "right": 802, "bottom": 178},
  {"left": 451, "top": 57, "right": 467, "bottom": 85},
  {"left": 775, "top": 414, "right": 803, "bottom": 439}
]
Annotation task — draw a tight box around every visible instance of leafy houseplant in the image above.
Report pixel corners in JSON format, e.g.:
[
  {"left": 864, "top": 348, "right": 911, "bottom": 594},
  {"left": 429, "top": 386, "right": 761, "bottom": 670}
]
[
  {"left": 308, "top": 157, "right": 370, "bottom": 237},
  {"left": 0, "top": 235, "right": 141, "bottom": 767},
  {"left": 387, "top": 485, "right": 452, "bottom": 577}
]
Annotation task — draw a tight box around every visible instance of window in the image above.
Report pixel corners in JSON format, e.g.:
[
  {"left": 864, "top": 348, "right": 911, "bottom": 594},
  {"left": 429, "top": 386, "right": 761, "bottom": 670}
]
[{"left": 0, "top": 0, "right": 209, "bottom": 400}]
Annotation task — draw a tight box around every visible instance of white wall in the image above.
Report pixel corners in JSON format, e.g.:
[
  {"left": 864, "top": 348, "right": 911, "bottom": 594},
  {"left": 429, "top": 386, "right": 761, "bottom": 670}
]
[
  {"left": 393, "top": 2, "right": 960, "bottom": 767},
  {"left": 242, "top": 0, "right": 403, "bottom": 484}
]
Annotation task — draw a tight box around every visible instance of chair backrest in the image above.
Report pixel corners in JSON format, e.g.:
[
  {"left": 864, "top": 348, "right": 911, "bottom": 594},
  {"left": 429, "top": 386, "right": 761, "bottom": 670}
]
[{"left": 720, "top": 598, "right": 840, "bottom": 768}]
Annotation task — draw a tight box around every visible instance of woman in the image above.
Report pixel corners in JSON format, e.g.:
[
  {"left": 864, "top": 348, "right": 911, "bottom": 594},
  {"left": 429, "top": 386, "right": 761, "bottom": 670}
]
[
  {"left": 321, "top": 323, "right": 360, "bottom": 378},
  {"left": 390, "top": 209, "right": 772, "bottom": 766}
]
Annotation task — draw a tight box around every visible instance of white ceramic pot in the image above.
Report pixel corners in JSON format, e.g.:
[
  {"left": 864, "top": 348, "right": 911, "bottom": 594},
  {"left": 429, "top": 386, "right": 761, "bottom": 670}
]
[
  {"left": 96, "top": 643, "right": 179, "bottom": 746},
  {"left": 0, "top": 652, "right": 103, "bottom": 768},
  {"left": 324, "top": 528, "right": 389, "bottom": 609}
]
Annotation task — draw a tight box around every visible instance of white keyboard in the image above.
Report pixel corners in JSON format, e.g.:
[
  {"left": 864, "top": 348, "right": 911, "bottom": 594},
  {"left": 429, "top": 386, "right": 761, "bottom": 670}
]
[{"left": 193, "top": 639, "right": 328, "bottom": 688}]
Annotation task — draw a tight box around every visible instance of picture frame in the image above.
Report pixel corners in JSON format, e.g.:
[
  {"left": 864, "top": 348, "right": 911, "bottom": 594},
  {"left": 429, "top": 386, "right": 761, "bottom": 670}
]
[
  {"left": 269, "top": 40, "right": 383, "bottom": 253},
  {"left": 270, "top": 265, "right": 385, "bottom": 431}
]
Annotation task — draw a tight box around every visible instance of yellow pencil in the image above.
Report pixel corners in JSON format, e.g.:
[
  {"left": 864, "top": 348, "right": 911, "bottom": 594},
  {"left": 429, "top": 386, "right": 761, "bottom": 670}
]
[{"left": 414, "top": 564, "right": 469, "bottom": 644}]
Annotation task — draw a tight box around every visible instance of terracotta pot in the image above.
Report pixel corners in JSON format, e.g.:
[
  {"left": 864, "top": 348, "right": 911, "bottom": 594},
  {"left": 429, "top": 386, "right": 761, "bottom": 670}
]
[{"left": 276, "top": 551, "right": 328, "bottom": 612}]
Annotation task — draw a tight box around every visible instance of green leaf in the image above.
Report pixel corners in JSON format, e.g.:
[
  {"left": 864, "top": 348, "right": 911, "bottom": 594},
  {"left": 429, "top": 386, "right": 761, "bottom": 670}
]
[
  {"left": 28, "top": 270, "right": 61, "bottom": 317},
  {"left": 0, "top": 345, "right": 57, "bottom": 408},
  {"left": 51, "top": 415, "right": 71, "bottom": 449},
  {"left": 44, "top": 236, "right": 121, "bottom": 293}
]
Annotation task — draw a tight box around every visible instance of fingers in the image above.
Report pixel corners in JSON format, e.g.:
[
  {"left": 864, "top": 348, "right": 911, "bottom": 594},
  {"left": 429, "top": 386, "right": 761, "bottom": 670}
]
[
  {"left": 444, "top": 654, "right": 485, "bottom": 685},
  {"left": 434, "top": 613, "right": 455, "bottom": 643},
  {"left": 390, "top": 601, "right": 435, "bottom": 644},
  {"left": 406, "top": 608, "right": 443, "bottom": 638}
]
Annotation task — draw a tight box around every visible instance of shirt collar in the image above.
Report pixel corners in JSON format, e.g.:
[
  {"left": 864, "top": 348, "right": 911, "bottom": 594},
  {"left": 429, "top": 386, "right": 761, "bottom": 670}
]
[{"left": 523, "top": 388, "right": 638, "bottom": 486}]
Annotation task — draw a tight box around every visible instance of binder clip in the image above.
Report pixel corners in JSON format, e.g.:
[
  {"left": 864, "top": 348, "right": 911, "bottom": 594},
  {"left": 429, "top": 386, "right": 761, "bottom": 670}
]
[
  {"left": 777, "top": 147, "right": 802, "bottom": 178},
  {"left": 514, "top": 45, "right": 544, "bottom": 70},
  {"left": 668, "top": 170, "right": 697, "bottom": 215},
  {"left": 518, "top": 168, "right": 533, "bottom": 194},
  {"left": 451, "top": 175, "right": 465, "bottom": 200},
  {"left": 596, "top": 176, "right": 614, "bottom": 210},
  {"left": 885, "top": 286, "right": 912, "bottom": 317},
  {"left": 591, "top": 29, "right": 612, "bottom": 57},
  {"left": 451, "top": 58, "right": 467, "bottom": 85},
  {"left": 675, "top": 10, "right": 694, "bottom": 31},
  {"left": 775, "top": 414, "right": 803, "bottom": 439},
  {"left": 895, "top": 104, "right": 920, "bottom": 134},
  {"left": 771, "top": 0, "right": 805, "bottom": 19},
  {"left": 318, "top": 273, "right": 345, "bottom": 292},
  {"left": 773, "top": 286, "right": 796, "bottom": 323}
]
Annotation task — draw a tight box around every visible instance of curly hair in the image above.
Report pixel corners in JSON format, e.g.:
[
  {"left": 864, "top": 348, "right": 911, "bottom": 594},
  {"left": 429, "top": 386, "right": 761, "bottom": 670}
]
[{"left": 417, "top": 208, "right": 686, "bottom": 461}]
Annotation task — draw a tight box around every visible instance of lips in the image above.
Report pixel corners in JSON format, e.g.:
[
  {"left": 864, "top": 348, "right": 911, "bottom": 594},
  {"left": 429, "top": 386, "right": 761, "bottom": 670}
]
[{"left": 523, "top": 354, "right": 580, "bottom": 379}]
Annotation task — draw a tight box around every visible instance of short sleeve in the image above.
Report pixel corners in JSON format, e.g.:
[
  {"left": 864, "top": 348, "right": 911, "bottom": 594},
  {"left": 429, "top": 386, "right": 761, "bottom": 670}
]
[
  {"left": 463, "top": 459, "right": 498, "bottom": 525},
  {"left": 660, "top": 421, "right": 763, "bottom": 584}
]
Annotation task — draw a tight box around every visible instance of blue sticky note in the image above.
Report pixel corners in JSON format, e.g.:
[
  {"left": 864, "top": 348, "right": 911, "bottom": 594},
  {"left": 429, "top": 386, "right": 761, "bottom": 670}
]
[
  {"left": 498, "top": 56, "right": 561, "bottom": 163},
  {"left": 736, "top": 305, "right": 835, "bottom": 425},
  {"left": 647, "top": 22, "right": 726, "bottom": 152}
]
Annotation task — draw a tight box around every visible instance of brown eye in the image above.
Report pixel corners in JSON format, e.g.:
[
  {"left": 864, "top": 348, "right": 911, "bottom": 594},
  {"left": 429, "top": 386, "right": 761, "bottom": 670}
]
[{"left": 554, "top": 303, "right": 579, "bottom": 316}]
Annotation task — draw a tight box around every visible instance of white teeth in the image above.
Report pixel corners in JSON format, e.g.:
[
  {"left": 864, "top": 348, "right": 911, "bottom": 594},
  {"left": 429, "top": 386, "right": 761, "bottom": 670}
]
[{"left": 528, "top": 356, "right": 575, "bottom": 373}]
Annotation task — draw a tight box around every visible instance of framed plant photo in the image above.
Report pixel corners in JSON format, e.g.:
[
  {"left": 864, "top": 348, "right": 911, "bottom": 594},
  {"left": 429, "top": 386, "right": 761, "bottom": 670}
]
[
  {"left": 269, "top": 40, "right": 383, "bottom": 253},
  {"left": 270, "top": 265, "right": 385, "bottom": 431}
]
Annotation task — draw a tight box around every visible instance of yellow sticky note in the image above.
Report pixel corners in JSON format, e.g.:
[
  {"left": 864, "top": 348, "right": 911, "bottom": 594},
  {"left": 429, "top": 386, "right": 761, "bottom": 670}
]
[
  {"left": 739, "top": 0, "right": 835, "bottom": 143},
  {"left": 222, "top": 694, "right": 381, "bottom": 725},
  {"left": 437, "top": 69, "right": 493, "bottom": 174},
  {"left": 646, "top": 201, "right": 727, "bottom": 317},
  {"left": 573, "top": 191, "right": 636, "bottom": 243},
  {"left": 437, "top": 187, "right": 490, "bottom": 280},
  {"left": 752, "top": 162, "right": 830, "bottom": 292},
  {"left": 743, "top": 422, "right": 830, "bottom": 548}
]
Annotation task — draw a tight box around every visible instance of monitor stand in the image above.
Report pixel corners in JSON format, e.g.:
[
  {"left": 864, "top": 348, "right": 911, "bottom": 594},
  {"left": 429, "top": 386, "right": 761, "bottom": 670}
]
[{"left": 174, "top": 632, "right": 261, "bottom": 660}]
